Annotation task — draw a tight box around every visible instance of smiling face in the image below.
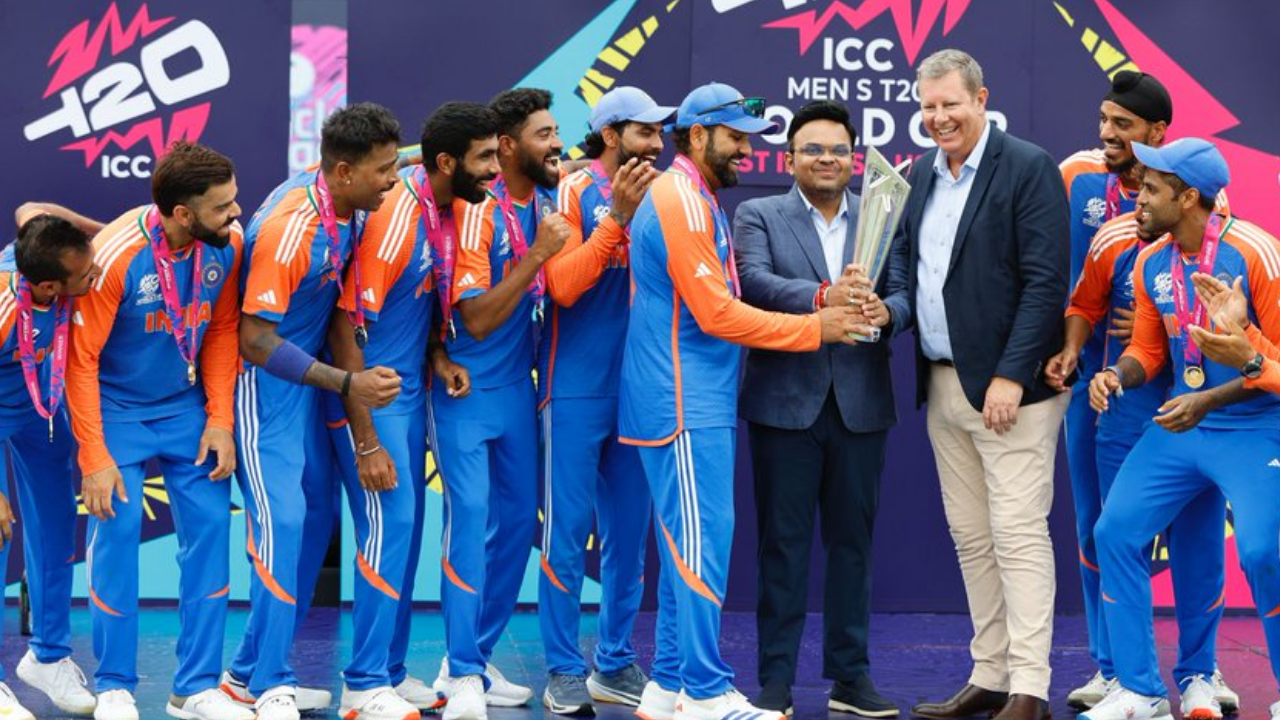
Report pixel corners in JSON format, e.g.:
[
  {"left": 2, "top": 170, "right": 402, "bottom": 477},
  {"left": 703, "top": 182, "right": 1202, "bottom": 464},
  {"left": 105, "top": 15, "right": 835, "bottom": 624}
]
[
  {"left": 786, "top": 118, "right": 853, "bottom": 198},
  {"left": 1098, "top": 100, "right": 1165, "bottom": 176},
  {"left": 512, "top": 109, "right": 564, "bottom": 190},
  {"left": 919, "top": 70, "right": 988, "bottom": 166},
  {"left": 178, "top": 178, "right": 241, "bottom": 249}
]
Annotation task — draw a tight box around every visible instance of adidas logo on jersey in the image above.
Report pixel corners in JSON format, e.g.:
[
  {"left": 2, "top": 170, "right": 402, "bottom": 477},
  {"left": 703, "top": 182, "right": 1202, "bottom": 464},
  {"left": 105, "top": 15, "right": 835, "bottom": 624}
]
[
  {"left": 694, "top": 262, "right": 715, "bottom": 278},
  {"left": 457, "top": 272, "right": 477, "bottom": 287},
  {"left": 257, "top": 290, "right": 278, "bottom": 306},
  {"left": 362, "top": 288, "right": 376, "bottom": 304}
]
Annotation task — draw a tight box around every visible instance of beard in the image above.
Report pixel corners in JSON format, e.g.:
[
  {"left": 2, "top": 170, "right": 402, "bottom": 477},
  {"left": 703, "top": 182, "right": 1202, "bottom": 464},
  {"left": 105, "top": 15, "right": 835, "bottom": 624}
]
[
  {"left": 453, "top": 165, "right": 494, "bottom": 204},
  {"left": 705, "top": 140, "right": 741, "bottom": 189},
  {"left": 191, "top": 217, "right": 233, "bottom": 248},
  {"left": 617, "top": 143, "right": 657, "bottom": 167},
  {"left": 1105, "top": 152, "right": 1139, "bottom": 176},
  {"left": 519, "top": 148, "right": 560, "bottom": 190}
]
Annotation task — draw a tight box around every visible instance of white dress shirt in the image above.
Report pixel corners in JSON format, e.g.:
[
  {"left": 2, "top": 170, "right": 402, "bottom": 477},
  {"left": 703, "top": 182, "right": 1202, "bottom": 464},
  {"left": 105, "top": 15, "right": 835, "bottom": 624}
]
[
  {"left": 800, "top": 191, "right": 849, "bottom": 282},
  {"left": 916, "top": 122, "right": 992, "bottom": 362}
]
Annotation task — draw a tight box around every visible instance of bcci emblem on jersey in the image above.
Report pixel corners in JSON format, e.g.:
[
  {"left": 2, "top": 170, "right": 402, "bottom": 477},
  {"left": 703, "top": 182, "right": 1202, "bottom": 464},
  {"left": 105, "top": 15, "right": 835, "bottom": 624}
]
[
  {"left": 136, "top": 273, "right": 163, "bottom": 306},
  {"left": 203, "top": 260, "right": 224, "bottom": 288}
]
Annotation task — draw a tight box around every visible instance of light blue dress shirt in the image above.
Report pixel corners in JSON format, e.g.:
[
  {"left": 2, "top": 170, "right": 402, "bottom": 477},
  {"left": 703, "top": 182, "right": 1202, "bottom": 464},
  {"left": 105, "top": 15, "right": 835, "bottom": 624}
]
[
  {"left": 916, "top": 122, "right": 992, "bottom": 361},
  {"left": 800, "top": 191, "right": 850, "bottom": 282}
]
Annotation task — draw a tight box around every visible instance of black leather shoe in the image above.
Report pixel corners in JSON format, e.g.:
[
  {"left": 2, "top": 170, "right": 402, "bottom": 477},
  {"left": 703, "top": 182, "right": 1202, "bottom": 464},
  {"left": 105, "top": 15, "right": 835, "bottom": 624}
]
[
  {"left": 755, "top": 683, "right": 793, "bottom": 717},
  {"left": 831, "top": 675, "right": 899, "bottom": 717},
  {"left": 911, "top": 684, "right": 1008, "bottom": 719},
  {"left": 991, "top": 694, "right": 1049, "bottom": 720}
]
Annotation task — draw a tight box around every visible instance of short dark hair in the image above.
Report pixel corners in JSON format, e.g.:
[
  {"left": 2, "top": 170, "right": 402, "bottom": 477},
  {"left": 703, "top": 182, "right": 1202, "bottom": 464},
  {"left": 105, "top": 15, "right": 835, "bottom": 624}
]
[
  {"left": 321, "top": 102, "right": 402, "bottom": 171},
  {"left": 489, "top": 88, "right": 553, "bottom": 138},
  {"left": 786, "top": 101, "right": 857, "bottom": 149},
  {"left": 582, "top": 121, "right": 628, "bottom": 160},
  {"left": 421, "top": 102, "right": 501, "bottom": 171},
  {"left": 151, "top": 141, "right": 235, "bottom": 216},
  {"left": 673, "top": 127, "right": 693, "bottom": 156},
  {"left": 14, "top": 214, "right": 91, "bottom": 284},
  {"left": 1161, "top": 171, "right": 1218, "bottom": 212}
]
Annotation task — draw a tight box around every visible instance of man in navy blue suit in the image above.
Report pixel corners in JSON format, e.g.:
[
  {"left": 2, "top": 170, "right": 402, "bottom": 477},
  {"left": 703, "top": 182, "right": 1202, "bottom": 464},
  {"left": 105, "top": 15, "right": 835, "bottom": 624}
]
[
  {"left": 884, "top": 50, "right": 1070, "bottom": 720},
  {"left": 734, "top": 100, "right": 907, "bottom": 719}
]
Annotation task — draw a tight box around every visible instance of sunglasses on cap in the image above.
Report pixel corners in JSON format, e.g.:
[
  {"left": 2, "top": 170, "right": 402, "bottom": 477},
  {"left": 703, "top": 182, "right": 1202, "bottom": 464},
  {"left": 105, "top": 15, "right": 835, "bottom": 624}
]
[{"left": 698, "top": 97, "right": 766, "bottom": 118}]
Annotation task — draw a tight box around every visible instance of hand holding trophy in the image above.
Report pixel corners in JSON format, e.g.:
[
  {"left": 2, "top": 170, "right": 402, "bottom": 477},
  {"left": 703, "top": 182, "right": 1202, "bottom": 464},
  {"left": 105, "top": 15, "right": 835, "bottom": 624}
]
[{"left": 847, "top": 146, "right": 911, "bottom": 342}]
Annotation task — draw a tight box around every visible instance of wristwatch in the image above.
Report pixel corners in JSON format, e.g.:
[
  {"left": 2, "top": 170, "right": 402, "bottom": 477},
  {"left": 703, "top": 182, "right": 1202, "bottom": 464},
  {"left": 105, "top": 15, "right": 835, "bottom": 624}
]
[{"left": 1241, "top": 353, "right": 1265, "bottom": 380}]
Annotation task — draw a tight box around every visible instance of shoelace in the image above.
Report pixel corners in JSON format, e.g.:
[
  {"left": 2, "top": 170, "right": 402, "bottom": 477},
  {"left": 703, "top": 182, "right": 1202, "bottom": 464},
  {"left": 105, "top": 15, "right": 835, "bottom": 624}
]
[
  {"left": 55, "top": 658, "right": 89, "bottom": 692},
  {"left": 559, "top": 675, "right": 589, "bottom": 694}
]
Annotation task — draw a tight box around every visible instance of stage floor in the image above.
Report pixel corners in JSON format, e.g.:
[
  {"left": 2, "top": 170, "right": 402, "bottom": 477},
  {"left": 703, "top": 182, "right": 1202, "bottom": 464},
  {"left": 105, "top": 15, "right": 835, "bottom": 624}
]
[{"left": 0, "top": 609, "right": 1272, "bottom": 719}]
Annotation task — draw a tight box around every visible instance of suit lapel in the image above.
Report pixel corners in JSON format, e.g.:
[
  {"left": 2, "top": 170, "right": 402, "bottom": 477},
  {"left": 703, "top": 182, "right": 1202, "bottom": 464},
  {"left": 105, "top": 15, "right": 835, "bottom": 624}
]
[
  {"left": 947, "top": 124, "right": 1003, "bottom": 276},
  {"left": 782, "top": 185, "right": 832, "bottom": 281},
  {"left": 907, "top": 151, "right": 938, "bottom": 280}
]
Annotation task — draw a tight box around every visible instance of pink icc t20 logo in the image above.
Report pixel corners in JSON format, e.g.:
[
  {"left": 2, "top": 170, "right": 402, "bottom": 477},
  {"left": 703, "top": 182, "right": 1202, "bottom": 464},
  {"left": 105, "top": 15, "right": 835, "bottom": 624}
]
[{"left": 22, "top": 3, "right": 230, "bottom": 180}]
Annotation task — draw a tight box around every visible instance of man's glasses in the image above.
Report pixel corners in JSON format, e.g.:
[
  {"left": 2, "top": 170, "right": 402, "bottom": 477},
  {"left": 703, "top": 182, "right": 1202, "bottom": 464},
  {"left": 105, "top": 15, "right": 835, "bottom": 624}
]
[
  {"left": 795, "top": 144, "right": 853, "bottom": 158},
  {"left": 698, "top": 96, "right": 766, "bottom": 118}
]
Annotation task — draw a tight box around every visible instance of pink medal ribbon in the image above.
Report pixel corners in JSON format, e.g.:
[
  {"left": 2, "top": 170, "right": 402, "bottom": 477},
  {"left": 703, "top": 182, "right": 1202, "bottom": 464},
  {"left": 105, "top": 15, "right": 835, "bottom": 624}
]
[
  {"left": 313, "top": 170, "right": 369, "bottom": 347},
  {"left": 1170, "top": 213, "right": 1229, "bottom": 388},
  {"left": 489, "top": 176, "right": 546, "bottom": 321},
  {"left": 1103, "top": 173, "right": 1124, "bottom": 223},
  {"left": 141, "top": 206, "right": 203, "bottom": 386},
  {"left": 410, "top": 167, "right": 457, "bottom": 341},
  {"left": 15, "top": 276, "right": 69, "bottom": 441},
  {"left": 671, "top": 154, "right": 741, "bottom": 297}
]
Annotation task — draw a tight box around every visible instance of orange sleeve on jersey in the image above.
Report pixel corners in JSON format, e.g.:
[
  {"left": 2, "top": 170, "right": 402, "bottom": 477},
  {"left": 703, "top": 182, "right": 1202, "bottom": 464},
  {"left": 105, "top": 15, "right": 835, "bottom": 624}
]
[
  {"left": 656, "top": 182, "right": 820, "bottom": 351},
  {"left": 1119, "top": 247, "right": 1168, "bottom": 382},
  {"left": 200, "top": 230, "right": 244, "bottom": 432},
  {"left": 1065, "top": 239, "right": 1121, "bottom": 328},
  {"left": 67, "top": 249, "right": 132, "bottom": 475},
  {"left": 544, "top": 178, "right": 626, "bottom": 307},
  {"left": 340, "top": 197, "right": 413, "bottom": 318},
  {"left": 450, "top": 200, "right": 495, "bottom": 304},
  {"left": 241, "top": 211, "right": 314, "bottom": 318}
]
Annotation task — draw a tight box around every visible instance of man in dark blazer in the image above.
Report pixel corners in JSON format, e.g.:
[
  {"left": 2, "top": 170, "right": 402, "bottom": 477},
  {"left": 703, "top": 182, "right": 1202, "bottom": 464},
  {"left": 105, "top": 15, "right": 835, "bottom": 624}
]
[
  {"left": 734, "top": 100, "right": 908, "bottom": 719},
  {"left": 885, "top": 50, "right": 1070, "bottom": 720}
]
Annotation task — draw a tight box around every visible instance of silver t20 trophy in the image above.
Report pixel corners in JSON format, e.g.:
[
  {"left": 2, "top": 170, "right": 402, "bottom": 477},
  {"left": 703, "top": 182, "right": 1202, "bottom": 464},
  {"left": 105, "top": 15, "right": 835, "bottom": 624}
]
[{"left": 849, "top": 146, "right": 912, "bottom": 342}]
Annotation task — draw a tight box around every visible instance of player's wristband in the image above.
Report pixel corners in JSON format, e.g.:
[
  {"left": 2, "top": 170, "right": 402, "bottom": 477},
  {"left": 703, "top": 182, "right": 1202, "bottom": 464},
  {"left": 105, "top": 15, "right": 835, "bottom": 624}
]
[
  {"left": 263, "top": 340, "right": 316, "bottom": 385},
  {"left": 340, "top": 372, "right": 353, "bottom": 397}
]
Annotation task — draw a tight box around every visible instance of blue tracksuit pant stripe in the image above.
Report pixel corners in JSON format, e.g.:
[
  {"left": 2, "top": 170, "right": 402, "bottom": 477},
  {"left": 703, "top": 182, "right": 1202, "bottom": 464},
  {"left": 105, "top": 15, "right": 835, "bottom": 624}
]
[
  {"left": 431, "top": 380, "right": 537, "bottom": 679},
  {"left": 88, "top": 413, "right": 230, "bottom": 696},
  {"left": 1091, "top": 423, "right": 1226, "bottom": 682},
  {"left": 638, "top": 427, "right": 735, "bottom": 700},
  {"left": 538, "top": 398, "right": 650, "bottom": 676},
  {"left": 230, "top": 367, "right": 337, "bottom": 695},
  {"left": 330, "top": 405, "right": 427, "bottom": 690},
  {"left": 1, "top": 413, "right": 77, "bottom": 676},
  {"left": 1065, "top": 387, "right": 1105, "bottom": 671},
  {"left": 1097, "top": 425, "right": 1280, "bottom": 697}
]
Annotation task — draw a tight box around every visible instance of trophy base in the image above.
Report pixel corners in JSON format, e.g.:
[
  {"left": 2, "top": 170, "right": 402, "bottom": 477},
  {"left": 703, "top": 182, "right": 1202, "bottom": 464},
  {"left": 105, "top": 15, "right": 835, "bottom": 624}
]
[{"left": 849, "top": 327, "right": 881, "bottom": 343}]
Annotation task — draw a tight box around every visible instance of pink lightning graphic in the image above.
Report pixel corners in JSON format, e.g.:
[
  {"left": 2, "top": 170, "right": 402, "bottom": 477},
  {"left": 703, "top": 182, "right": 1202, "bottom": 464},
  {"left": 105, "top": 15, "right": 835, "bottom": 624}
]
[{"left": 763, "top": 0, "right": 971, "bottom": 63}]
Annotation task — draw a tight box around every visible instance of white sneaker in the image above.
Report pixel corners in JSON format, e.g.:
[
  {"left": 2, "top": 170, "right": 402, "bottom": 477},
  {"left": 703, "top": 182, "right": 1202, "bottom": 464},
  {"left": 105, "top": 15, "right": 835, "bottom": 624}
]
[
  {"left": 481, "top": 664, "right": 531, "bottom": 707},
  {"left": 442, "top": 675, "right": 486, "bottom": 720},
  {"left": 1079, "top": 686, "right": 1172, "bottom": 720},
  {"left": 339, "top": 685, "right": 422, "bottom": 720},
  {"left": 1067, "top": 670, "right": 1112, "bottom": 710},
  {"left": 94, "top": 689, "right": 139, "bottom": 720},
  {"left": 672, "top": 689, "right": 785, "bottom": 720},
  {"left": 635, "top": 682, "right": 679, "bottom": 720},
  {"left": 1180, "top": 675, "right": 1223, "bottom": 720},
  {"left": 255, "top": 687, "right": 301, "bottom": 720},
  {"left": 218, "top": 672, "right": 332, "bottom": 712},
  {"left": 0, "top": 683, "right": 35, "bottom": 720},
  {"left": 1213, "top": 669, "right": 1240, "bottom": 715},
  {"left": 396, "top": 674, "right": 446, "bottom": 712},
  {"left": 1269, "top": 700, "right": 1280, "bottom": 720},
  {"left": 166, "top": 688, "right": 256, "bottom": 720},
  {"left": 16, "top": 650, "right": 97, "bottom": 715},
  {"left": 432, "top": 658, "right": 532, "bottom": 707}
]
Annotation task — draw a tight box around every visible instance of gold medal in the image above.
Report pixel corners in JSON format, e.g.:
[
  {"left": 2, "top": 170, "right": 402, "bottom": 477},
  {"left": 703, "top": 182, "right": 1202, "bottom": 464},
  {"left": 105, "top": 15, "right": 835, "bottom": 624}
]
[
  {"left": 1184, "top": 365, "right": 1205, "bottom": 389},
  {"left": 188, "top": 362, "right": 197, "bottom": 385}
]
